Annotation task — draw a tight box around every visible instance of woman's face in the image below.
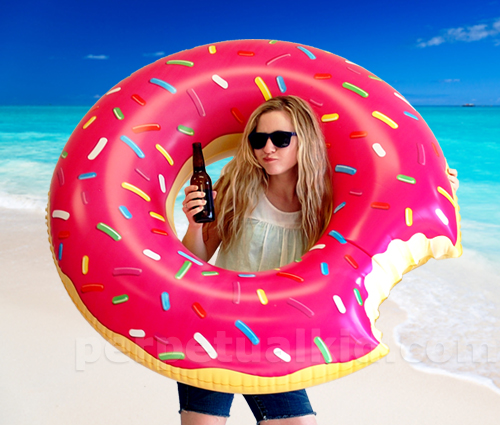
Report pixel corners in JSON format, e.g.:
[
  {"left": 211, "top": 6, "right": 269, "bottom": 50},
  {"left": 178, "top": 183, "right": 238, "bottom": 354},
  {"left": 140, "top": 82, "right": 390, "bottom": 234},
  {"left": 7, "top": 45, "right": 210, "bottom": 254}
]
[{"left": 253, "top": 110, "right": 298, "bottom": 178}]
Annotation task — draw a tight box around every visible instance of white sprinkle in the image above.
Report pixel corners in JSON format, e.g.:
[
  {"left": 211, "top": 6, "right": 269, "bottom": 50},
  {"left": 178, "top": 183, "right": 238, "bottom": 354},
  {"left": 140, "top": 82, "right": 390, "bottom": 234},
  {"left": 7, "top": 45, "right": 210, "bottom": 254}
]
[
  {"left": 143, "top": 249, "right": 161, "bottom": 261},
  {"left": 106, "top": 87, "right": 121, "bottom": 95},
  {"left": 88, "top": 137, "right": 108, "bottom": 160},
  {"left": 333, "top": 295, "right": 346, "bottom": 314},
  {"left": 273, "top": 348, "right": 291, "bottom": 363},
  {"left": 394, "top": 92, "right": 415, "bottom": 109},
  {"left": 309, "top": 244, "right": 326, "bottom": 251},
  {"left": 435, "top": 208, "right": 449, "bottom": 226},
  {"left": 194, "top": 332, "right": 218, "bottom": 359},
  {"left": 52, "top": 210, "right": 70, "bottom": 220},
  {"left": 345, "top": 59, "right": 359, "bottom": 66},
  {"left": 355, "top": 277, "right": 362, "bottom": 286},
  {"left": 129, "top": 329, "right": 145, "bottom": 338},
  {"left": 372, "top": 143, "right": 386, "bottom": 157},
  {"left": 158, "top": 174, "right": 166, "bottom": 193},
  {"left": 212, "top": 74, "right": 228, "bottom": 89}
]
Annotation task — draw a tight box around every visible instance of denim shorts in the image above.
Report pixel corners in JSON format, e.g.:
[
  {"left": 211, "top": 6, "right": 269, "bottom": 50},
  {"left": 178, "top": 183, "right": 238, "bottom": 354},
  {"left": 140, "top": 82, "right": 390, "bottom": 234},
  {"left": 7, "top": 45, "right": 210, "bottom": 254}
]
[{"left": 178, "top": 382, "right": 315, "bottom": 423}]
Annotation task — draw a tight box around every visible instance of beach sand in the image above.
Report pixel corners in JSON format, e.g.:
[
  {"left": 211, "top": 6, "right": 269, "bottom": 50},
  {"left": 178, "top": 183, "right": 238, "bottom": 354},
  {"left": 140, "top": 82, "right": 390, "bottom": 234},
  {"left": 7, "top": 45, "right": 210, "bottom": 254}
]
[{"left": 2, "top": 207, "right": 499, "bottom": 424}]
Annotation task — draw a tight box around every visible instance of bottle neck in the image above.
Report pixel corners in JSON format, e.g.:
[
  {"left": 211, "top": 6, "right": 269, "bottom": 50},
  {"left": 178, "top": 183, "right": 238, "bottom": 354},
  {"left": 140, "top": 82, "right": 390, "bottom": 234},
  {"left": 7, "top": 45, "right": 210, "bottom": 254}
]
[{"left": 192, "top": 143, "right": 206, "bottom": 172}]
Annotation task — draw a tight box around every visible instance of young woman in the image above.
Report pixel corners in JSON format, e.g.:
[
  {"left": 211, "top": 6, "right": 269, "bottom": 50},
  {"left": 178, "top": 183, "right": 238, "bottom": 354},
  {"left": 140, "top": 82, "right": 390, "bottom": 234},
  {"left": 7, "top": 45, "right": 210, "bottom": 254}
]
[{"left": 180, "top": 96, "right": 331, "bottom": 424}]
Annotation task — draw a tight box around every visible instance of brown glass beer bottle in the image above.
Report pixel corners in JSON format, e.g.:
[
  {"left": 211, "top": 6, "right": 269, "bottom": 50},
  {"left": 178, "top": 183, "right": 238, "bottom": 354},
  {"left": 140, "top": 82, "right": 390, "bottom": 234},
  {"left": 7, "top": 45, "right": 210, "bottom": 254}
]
[{"left": 190, "top": 143, "right": 215, "bottom": 223}]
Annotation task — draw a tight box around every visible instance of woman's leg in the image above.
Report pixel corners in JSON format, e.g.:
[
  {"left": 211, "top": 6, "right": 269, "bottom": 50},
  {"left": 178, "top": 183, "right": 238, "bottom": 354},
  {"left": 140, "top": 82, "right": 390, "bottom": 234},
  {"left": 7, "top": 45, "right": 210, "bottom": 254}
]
[
  {"left": 180, "top": 410, "right": 228, "bottom": 425},
  {"left": 178, "top": 383, "right": 234, "bottom": 424},
  {"left": 260, "top": 417, "right": 316, "bottom": 424}
]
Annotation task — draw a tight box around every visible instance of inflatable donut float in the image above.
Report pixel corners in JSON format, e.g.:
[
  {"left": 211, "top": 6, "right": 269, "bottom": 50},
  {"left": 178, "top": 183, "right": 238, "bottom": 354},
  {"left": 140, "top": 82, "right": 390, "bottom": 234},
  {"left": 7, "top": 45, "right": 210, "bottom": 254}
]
[{"left": 47, "top": 39, "right": 461, "bottom": 394}]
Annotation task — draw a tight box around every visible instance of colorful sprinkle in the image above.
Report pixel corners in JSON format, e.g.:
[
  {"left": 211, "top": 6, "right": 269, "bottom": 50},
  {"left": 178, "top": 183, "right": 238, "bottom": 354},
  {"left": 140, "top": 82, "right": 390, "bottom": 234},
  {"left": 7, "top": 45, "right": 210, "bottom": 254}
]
[
  {"left": 347, "top": 67, "right": 361, "bottom": 75},
  {"left": 437, "top": 186, "right": 457, "bottom": 208},
  {"left": 344, "top": 255, "right": 359, "bottom": 269},
  {"left": 131, "top": 94, "right": 146, "bottom": 106},
  {"left": 238, "top": 50, "right": 255, "bottom": 56},
  {"left": 113, "top": 107, "right": 124, "bottom": 120},
  {"left": 296, "top": 46, "right": 316, "bottom": 59},
  {"left": 81, "top": 192, "right": 89, "bottom": 204},
  {"left": 149, "top": 211, "right": 165, "bottom": 222},
  {"left": 151, "top": 228, "right": 168, "bottom": 236},
  {"left": 192, "top": 302, "right": 206, "bottom": 318},
  {"left": 121, "top": 182, "right": 151, "bottom": 201},
  {"left": 273, "top": 348, "right": 291, "bottom": 362},
  {"left": 166, "top": 59, "right": 193, "bottom": 67},
  {"left": 187, "top": 88, "right": 206, "bottom": 116},
  {"left": 156, "top": 144, "right": 174, "bottom": 165},
  {"left": 432, "top": 142, "right": 440, "bottom": 157},
  {"left": 321, "top": 262, "right": 329, "bottom": 275},
  {"left": 309, "top": 244, "right": 326, "bottom": 251},
  {"left": 57, "top": 168, "right": 65, "bottom": 186},
  {"left": 231, "top": 107, "right": 245, "bottom": 124},
  {"left": 255, "top": 77, "right": 272, "bottom": 101},
  {"left": 350, "top": 131, "right": 367, "bottom": 138},
  {"left": 96, "top": 223, "right": 122, "bottom": 241},
  {"left": 238, "top": 273, "right": 256, "bottom": 278},
  {"left": 235, "top": 320, "right": 259, "bottom": 345},
  {"left": 208, "top": 45, "right": 217, "bottom": 54},
  {"left": 143, "top": 249, "right": 161, "bottom": 261},
  {"left": 417, "top": 143, "right": 426, "bottom": 165},
  {"left": 342, "top": 82, "right": 368, "bottom": 98},
  {"left": 372, "top": 143, "right": 386, "bottom": 157},
  {"left": 132, "top": 124, "right": 161, "bottom": 133},
  {"left": 78, "top": 172, "right": 97, "bottom": 180},
  {"left": 161, "top": 292, "right": 170, "bottom": 311},
  {"left": 321, "top": 113, "right": 339, "bottom": 123},
  {"left": 257, "top": 289, "right": 268, "bottom": 305},
  {"left": 354, "top": 288, "right": 363, "bottom": 305},
  {"left": 175, "top": 261, "right": 192, "bottom": 279},
  {"left": 129, "top": 329, "right": 145, "bottom": 338},
  {"left": 404, "top": 111, "right": 419, "bottom": 120},
  {"left": 277, "top": 272, "right": 304, "bottom": 282},
  {"left": 329, "top": 230, "right": 347, "bottom": 244},
  {"left": 113, "top": 267, "right": 142, "bottom": 276},
  {"left": 58, "top": 231, "right": 70, "bottom": 239},
  {"left": 397, "top": 174, "right": 416, "bottom": 184},
  {"left": 266, "top": 53, "right": 291, "bottom": 66},
  {"left": 233, "top": 281, "right": 241, "bottom": 304},
  {"left": 350, "top": 190, "right": 363, "bottom": 196},
  {"left": 314, "top": 73, "right": 331, "bottom": 79},
  {"left": 212, "top": 74, "right": 228, "bottom": 89},
  {"left": 61, "top": 151, "right": 68, "bottom": 159},
  {"left": 194, "top": 332, "right": 218, "bottom": 359},
  {"left": 371, "top": 202, "right": 390, "bottom": 210},
  {"left": 159, "top": 352, "right": 185, "bottom": 361},
  {"left": 202, "top": 271, "right": 219, "bottom": 276},
  {"left": 435, "top": 208, "right": 449, "bottom": 225},
  {"left": 372, "top": 111, "right": 398, "bottom": 129},
  {"left": 135, "top": 168, "right": 150, "bottom": 181},
  {"left": 83, "top": 116, "right": 96, "bottom": 129},
  {"left": 52, "top": 210, "right": 70, "bottom": 220},
  {"left": 112, "top": 294, "right": 129, "bottom": 304},
  {"left": 178, "top": 250, "right": 203, "bottom": 266},
  {"left": 276, "top": 76, "right": 287, "bottom": 93},
  {"left": 335, "top": 165, "right": 357, "bottom": 175},
  {"left": 81, "top": 284, "right": 104, "bottom": 293},
  {"left": 333, "top": 295, "right": 346, "bottom": 314},
  {"left": 120, "top": 135, "right": 145, "bottom": 158},
  {"left": 88, "top": 137, "right": 108, "bottom": 160},
  {"left": 158, "top": 174, "right": 166, "bottom": 193},
  {"left": 394, "top": 92, "right": 413, "bottom": 108},
  {"left": 150, "top": 78, "right": 177, "bottom": 94},
  {"left": 58, "top": 243, "right": 63, "bottom": 260},
  {"left": 334, "top": 202, "right": 346, "bottom": 213},
  {"left": 405, "top": 207, "right": 413, "bottom": 226},
  {"left": 287, "top": 298, "right": 314, "bottom": 318},
  {"left": 82, "top": 255, "right": 89, "bottom": 274},
  {"left": 106, "top": 87, "right": 121, "bottom": 95},
  {"left": 369, "top": 75, "right": 383, "bottom": 81},
  {"left": 314, "top": 336, "right": 332, "bottom": 363},
  {"left": 178, "top": 125, "right": 194, "bottom": 136}
]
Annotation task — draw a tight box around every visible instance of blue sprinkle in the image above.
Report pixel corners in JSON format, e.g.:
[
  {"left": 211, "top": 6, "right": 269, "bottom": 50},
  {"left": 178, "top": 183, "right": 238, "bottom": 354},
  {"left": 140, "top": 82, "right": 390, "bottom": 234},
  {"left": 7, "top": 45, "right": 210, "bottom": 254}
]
[
  {"left": 276, "top": 76, "right": 287, "bottom": 93},
  {"left": 335, "top": 165, "right": 357, "bottom": 175},
  {"left": 321, "top": 262, "right": 329, "bottom": 275},
  {"left": 329, "top": 230, "right": 347, "bottom": 244},
  {"left": 177, "top": 251, "right": 203, "bottom": 266},
  {"left": 238, "top": 274, "right": 256, "bottom": 278},
  {"left": 235, "top": 320, "right": 260, "bottom": 345},
  {"left": 297, "top": 46, "right": 316, "bottom": 60},
  {"left": 58, "top": 243, "right": 63, "bottom": 260},
  {"left": 404, "top": 111, "right": 419, "bottom": 120},
  {"left": 334, "top": 202, "right": 346, "bottom": 213},
  {"left": 78, "top": 172, "right": 97, "bottom": 180},
  {"left": 161, "top": 292, "right": 170, "bottom": 311},
  {"left": 119, "top": 205, "right": 132, "bottom": 219},
  {"left": 120, "top": 135, "right": 145, "bottom": 159},
  {"left": 150, "top": 78, "right": 177, "bottom": 94}
]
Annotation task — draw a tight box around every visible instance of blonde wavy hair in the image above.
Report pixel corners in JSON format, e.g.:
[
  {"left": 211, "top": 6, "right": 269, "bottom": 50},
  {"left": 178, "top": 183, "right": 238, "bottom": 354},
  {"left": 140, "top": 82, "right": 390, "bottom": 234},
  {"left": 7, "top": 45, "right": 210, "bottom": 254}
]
[{"left": 212, "top": 96, "right": 332, "bottom": 253}]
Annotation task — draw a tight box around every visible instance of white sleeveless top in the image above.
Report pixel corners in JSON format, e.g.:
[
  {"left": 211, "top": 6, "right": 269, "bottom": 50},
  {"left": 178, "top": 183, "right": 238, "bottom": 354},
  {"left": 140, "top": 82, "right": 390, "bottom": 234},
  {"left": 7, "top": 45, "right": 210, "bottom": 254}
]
[{"left": 215, "top": 193, "right": 305, "bottom": 272}]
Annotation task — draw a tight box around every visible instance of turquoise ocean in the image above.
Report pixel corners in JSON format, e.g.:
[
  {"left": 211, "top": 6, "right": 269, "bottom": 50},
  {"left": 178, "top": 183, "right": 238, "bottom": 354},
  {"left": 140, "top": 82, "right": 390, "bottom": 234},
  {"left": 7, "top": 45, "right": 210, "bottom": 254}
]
[{"left": 1, "top": 105, "right": 499, "bottom": 393}]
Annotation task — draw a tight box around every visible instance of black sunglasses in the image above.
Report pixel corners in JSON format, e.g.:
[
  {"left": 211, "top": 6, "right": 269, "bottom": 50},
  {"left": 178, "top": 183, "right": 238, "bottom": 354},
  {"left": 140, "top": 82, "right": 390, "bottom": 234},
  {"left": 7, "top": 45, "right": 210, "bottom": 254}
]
[{"left": 248, "top": 130, "right": 297, "bottom": 150}]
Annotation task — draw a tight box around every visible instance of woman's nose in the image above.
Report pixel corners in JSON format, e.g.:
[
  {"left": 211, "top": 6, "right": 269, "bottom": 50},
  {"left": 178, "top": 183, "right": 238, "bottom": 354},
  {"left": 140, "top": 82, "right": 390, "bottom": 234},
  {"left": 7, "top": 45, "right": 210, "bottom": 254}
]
[{"left": 262, "top": 137, "right": 276, "bottom": 153}]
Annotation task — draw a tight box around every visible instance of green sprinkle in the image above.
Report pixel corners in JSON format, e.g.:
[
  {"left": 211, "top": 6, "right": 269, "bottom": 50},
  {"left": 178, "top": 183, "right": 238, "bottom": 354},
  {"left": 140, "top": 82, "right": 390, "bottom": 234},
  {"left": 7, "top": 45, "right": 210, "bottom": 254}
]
[
  {"left": 397, "top": 174, "right": 416, "bottom": 184},
  {"left": 96, "top": 223, "right": 122, "bottom": 241},
  {"left": 61, "top": 151, "right": 68, "bottom": 158},
  {"left": 342, "top": 82, "right": 369, "bottom": 98},
  {"left": 175, "top": 261, "right": 192, "bottom": 279},
  {"left": 202, "top": 271, "right": 219, "bottom": 276},
  {"left": 269, "top": 40, "right": 279, "bottom": 44},
  {"left": 314, "top": 336, "right": 332, "bottom": 364},
  {"left": 354, "top": 288, "right": 363, "bottom": 306},
  {"left": 166, "top": 60, "right": 194, "bottom": 67},
  {"left": 112, "top": 294, "right": 129, "bottom": 304},
  {"left": 369, "top": 75, "right": 383, "bottom": 81},
  {"left": 177, "top": 125, "right": 194, "bottom": 136},
  {"left": 159, "top": 352, "right": 185, "bottom": 361},
  {"left": 113, "top": 107, "right": 124, "bottom": 120},
  {"left": 294, "top": 258, "right": 303, "bottom": 263}
]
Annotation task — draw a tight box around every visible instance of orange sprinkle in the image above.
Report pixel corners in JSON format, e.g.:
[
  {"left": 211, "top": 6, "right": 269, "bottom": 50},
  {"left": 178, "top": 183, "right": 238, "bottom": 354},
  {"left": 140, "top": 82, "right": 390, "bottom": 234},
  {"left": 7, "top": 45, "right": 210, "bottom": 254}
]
[
  {"left": 238, "top": 50, "right": 255, "bottom": 56},
  {"left": 132, "top": 124, "right": 161, "bottom": 133},
  {"left": 371, "top": 202, "right": 390, "bottom": 210},
  {"left": 277, "top": 272, "right": 304, "bottom": 283},
  {"left": 231, "top": 107, "right": 245, "bottom": 124},
  {"left": 131, "top": 94, "right": 146, "bottom": 106},
  {"left": 192, "top": 302, "right": 206, "bottom": 318},
  {"left": 314, "top": 73, "right": 332, "bottom": 79},
  {"left": 81, "top": 284, "right": 104, "bottom": 293},
  {"left": 350, "top": 131, "right": 368, "bottom": 139},
  {"left": 58, "top": 230, "right": 70, "bottom": 239},
  {"left": 344, "top": 255, "right": 359, "bottom": 269},
  {"left": 151, "top": 228, "right": 168, "bottom": 236}
]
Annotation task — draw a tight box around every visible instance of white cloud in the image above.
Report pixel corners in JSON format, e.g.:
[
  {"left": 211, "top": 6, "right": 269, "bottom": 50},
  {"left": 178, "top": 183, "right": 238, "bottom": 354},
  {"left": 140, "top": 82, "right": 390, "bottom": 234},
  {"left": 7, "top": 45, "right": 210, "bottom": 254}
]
[
  {"left": 84, "top": 54, "right": 109, "bottom": 60},
  {"left": 417, "top": 18, "right": 500, "bottom": 47},
  {"left": 143, "top": 51, "right": 165, "bottom": 57},
  {"left": 442, "top": 79, "right": 460, "bottom": 83}
]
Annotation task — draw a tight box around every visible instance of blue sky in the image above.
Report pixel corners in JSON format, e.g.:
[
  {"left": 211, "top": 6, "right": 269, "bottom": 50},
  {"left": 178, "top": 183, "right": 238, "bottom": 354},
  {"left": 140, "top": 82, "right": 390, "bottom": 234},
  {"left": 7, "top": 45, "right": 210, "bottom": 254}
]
[{"left": 1, "top": 0, "right": 499, "bottom": 105}]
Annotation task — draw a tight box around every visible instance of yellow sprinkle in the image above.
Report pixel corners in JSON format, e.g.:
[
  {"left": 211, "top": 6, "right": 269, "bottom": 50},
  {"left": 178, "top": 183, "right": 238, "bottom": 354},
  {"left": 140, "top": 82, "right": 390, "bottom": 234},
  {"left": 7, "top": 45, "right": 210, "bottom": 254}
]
[
  {"left": 437, "top": 186, "right": 457, "bottom": 208},
  {"left": 255, "top": 77, "right": 272, "bottom": 101},
  {"left": 82, "top": 255, "right": 89, "bottom": 275},
  {"left": 208, "top": 45, "right": 217, "bottom": 54},
  {"left": 121, "top": 182, "right": 151, "bottom": 202},
  {"left": 156, "top": 144, "right": 174, "bottom": 166},
  {"left": 150, "top": 211, "right": 165, "bottom": 222},
  {"left": 83, "top": 116, "right": 96, "bottom": 129},
  {"left": 372, "top": 111, "right": 398, "bottom": 129},
  {"left": 321, "top": 113, "right": 339, "bottom": 123},
  {"left": 405, "top": 208, "right": 413, "bottom": 226},
  {"left": 257, "top": 289, "right": 268, "bottom": 305}
]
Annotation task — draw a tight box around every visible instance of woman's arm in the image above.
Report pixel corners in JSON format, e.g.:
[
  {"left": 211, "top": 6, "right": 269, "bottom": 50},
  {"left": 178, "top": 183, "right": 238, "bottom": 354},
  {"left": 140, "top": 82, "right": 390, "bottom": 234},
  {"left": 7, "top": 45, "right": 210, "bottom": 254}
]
[{"left": 447, "top": 168, "right": 459, "bottom": 192}]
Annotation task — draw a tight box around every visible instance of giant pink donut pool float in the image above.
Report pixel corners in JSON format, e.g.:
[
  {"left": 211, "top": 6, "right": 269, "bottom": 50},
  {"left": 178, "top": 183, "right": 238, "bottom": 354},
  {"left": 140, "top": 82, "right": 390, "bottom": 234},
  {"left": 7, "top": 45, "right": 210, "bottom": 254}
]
[{"left": 47, "top": 39, "right": 461, "bottom": 393}]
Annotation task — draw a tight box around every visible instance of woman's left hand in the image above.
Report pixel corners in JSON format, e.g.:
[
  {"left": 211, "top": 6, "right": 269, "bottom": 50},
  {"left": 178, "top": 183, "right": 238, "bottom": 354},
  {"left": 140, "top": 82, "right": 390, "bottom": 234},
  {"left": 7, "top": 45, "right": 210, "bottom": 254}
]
[{"left": 447, "top": 168, "right": 459, "bottom": 192}]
